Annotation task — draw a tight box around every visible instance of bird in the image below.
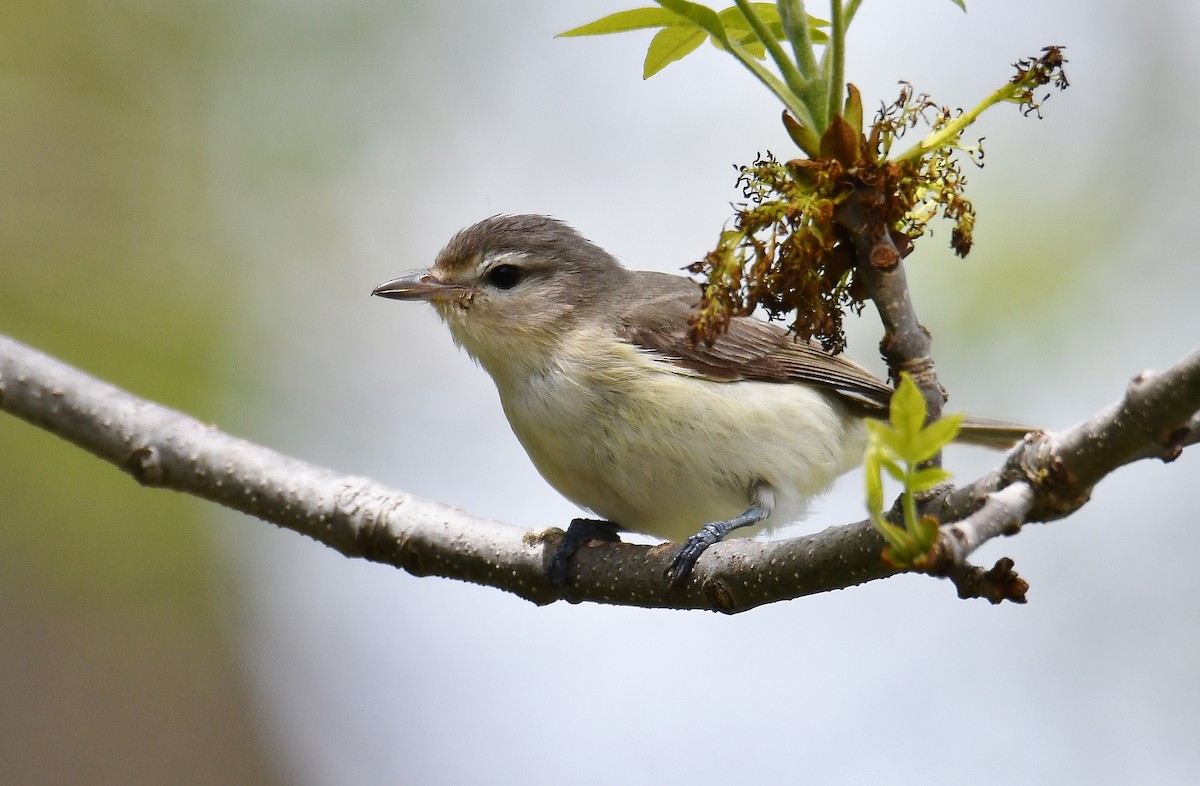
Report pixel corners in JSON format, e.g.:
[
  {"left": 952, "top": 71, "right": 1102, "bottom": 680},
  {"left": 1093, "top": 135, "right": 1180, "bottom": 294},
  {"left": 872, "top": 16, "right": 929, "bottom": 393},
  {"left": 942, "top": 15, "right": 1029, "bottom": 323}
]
[{"left": 372, "top": 214, "right": 1028, "bottom": 588}]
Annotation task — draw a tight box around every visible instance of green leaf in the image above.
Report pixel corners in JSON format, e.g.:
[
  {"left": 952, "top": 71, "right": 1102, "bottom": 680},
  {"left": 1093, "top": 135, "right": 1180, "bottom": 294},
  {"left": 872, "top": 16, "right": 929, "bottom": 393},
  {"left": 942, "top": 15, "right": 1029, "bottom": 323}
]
[
  {"left": 655, "top": 0, "right": 731, "bottom": 46},
  {"left": 558, "top": 3, "right": 828, "bottom": 100},
  {"left": 946, "top": 0, "right": 967, "bottom": 10},
  {"left": 717, "top": 4, "right": 828, "bottom": 43},
  {"left": 864, "top": 419, "right": 888, "bottom": 439},
  {"left": 882, "top": 459, "right": 905, "bottom": 483},
  {"left": 913, "top": 515, "right": 941, "bottom": 549},
  {"left": 863, "top": 419, "right": 895, "bottom": 456},
  {"left": 865, "top": 418, "right": 903, "bottom": 456},
  {"left": 740, "top": 38, "right": 767, "bottom": 60},
  {"left": 718, "top": 3, "right": 776, "bottom": 32},
  {"left": 875, "top": 518, "right": 912, "bottom": 549},
  {"left": 644, "top": 25, "right": 707, "bottom": 77},
  {"left": 843, "top": 83, "right": 863, "bottom": 136},
  {"left": 865, "top": 458, "right": 884, "bottom": 520},
  {"left": 907, "top": 412, "right": 964, "bottom": 463},
  {"left": 889, "top": 374, "right": 928, "bottom": 442},
  {"left": 558, "top": 8, "right": 684, "bottom": 37},
  {"left": 717, "top": 228, "right": 744, "bottom": 246},
  {"left": 907, "top": 466, "right": 953, "bottom": 493},
  {"left": 865, "top": 372, "right": 962, "bottom": 563},
  {"left": 781, "top": 111, "right": 820, "bottom": 156},
  {"left": 722, "top": 26, "right": 767, "bottom": 60},
  {"left": 748, "top": 2, "right": 783, "bottom": 24}
]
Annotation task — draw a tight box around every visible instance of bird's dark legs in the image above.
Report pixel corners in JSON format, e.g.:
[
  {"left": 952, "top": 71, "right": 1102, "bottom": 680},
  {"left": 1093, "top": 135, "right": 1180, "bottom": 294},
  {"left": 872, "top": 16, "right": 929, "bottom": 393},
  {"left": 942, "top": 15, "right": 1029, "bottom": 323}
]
[
  {"left": 667, "top": 483, "right": 775, "bottom": 589},
  {"left": 547, "top": 518, "right": 622, "bottom": 594},
  {"left": 549, "top": 483, "right": 776, "bottom": 593}
]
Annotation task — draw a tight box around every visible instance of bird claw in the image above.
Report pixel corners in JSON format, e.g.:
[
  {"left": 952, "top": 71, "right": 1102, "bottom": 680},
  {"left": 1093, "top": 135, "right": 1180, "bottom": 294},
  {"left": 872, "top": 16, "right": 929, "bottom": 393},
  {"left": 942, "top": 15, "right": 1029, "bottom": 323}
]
[
  {"left": 666, "top": 523, "right": 723, "bottom": 589},
  {"left": 547, "top": 518, "right": 621, "bottom": 596}
]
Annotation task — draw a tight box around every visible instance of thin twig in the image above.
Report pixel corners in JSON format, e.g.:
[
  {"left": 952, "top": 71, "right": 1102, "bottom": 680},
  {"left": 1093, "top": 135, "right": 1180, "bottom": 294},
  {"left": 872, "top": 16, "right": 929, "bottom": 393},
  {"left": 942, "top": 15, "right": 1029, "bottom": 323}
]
[
  {"left": 834, "top": 187, "right": 945, "bottom": 428},
  {"left": 938, "top": 483, "right": 1035, "bottom": 563}
]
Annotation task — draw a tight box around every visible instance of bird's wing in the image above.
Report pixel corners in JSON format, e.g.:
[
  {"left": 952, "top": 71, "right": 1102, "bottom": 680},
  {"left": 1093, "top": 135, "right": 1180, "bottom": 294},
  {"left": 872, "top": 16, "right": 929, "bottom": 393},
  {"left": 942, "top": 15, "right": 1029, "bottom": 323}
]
[{"left": 614, "top": 271, "right": 893, "bottom": 411}]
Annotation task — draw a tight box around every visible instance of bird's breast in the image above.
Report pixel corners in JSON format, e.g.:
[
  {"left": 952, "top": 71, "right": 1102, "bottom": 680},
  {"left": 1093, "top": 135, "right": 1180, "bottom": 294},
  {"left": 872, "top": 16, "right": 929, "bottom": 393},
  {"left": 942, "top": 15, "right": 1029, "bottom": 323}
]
[{"left": 492, "top": 337, "right": 866, "bottom": 541}]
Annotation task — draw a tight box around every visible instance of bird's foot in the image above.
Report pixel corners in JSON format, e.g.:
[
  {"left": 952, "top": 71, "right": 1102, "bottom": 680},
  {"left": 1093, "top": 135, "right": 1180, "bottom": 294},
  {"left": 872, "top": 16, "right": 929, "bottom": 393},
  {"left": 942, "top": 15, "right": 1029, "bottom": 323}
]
[
  {"left": 547, "top": 518, "right": 621, "bottom": 596},
  {"left": 666, "top": 489, "right": 773, "bottom": 589},
  {"left": 666, "top": 522, "right": 725, "bottom": 589}
]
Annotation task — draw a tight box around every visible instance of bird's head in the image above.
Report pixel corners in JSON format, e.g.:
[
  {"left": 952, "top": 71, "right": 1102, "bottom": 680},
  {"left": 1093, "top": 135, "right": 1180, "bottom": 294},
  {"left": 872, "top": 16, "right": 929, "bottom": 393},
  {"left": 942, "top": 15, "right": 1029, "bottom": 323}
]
[{"left": 372, "top": 214, "right": 628, "bottom": 378}]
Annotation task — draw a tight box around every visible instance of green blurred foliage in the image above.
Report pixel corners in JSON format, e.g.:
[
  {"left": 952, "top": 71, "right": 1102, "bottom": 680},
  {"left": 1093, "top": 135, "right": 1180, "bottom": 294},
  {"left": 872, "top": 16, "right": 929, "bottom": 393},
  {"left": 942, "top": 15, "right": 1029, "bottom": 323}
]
[
  {"left": 0, "top": 1, "right": 232, "bottom": 605},
  {"left": 0, "top": 3, "right": 281, "bottom": 781}
]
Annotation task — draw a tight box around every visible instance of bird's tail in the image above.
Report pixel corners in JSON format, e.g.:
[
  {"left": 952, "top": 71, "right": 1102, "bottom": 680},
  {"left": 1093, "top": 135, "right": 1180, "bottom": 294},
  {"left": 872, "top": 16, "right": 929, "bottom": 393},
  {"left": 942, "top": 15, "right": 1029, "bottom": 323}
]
[{"left": 955, "top": 416, "right": 1035, "bottom": 450}]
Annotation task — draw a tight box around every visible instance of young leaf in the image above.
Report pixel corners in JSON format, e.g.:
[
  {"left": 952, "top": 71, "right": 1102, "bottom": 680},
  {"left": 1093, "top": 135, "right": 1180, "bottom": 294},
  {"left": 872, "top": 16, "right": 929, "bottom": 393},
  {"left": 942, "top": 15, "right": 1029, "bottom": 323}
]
[
  {"left": 889, "top": 374, "right": 928, "bottom": 441},
  {"left": 865, "top": 417, "right": 902, "bottom": 455},
  {"left": 882, "top": 458, "right": 905, "bottom": 483},
  {"left": 907, "top": 412, "right": 964, "bottom": 463},
  {"left": 843, "top": 83, "right": 863, "bottom": 136},
  {"left": 781, "top": 111, "right": 820, "bottom": 156},
  {"left": 818, "top": 113, "right": 861, "bottom": 166},
  {"left": 644, "top": 26, "right": 707, "bottom": 78},
  {"left": 717, "top": 3, "right": 780, "bottom": 40},
  {"left": 865, "top": 451, "right": 885, "bottom": 519},
  {"left": 907, "top": 466, "right": 953, "bottom": 492},
  {"left": 876, "top": 519, "right": 916, "bottom": 553},
  {"left": 912, "top": 515, "right": 941, "bottom": 551},
  {"left": 946, "top": 0, "right": 968, "bottom": 11},
  {"left": 558, "top": 8, "right": 684, "bottom": 37},
  {"left": 721, "top": 25, "right": 768, "bottom": 60},
  {"left": 717, "top": 3, "right": 771, "bottom": 31},
  {"left": 864, "top": 372, "right": 962, "bottom": 567},
  {"left": 655, "top": 0, "right": 730, "bottom": 45},
  {"left": 719, "top": 4, "right": 829, "bottom": 39},
  {"left": 714, "top": 4, "right": 825, "bottom": 59}
]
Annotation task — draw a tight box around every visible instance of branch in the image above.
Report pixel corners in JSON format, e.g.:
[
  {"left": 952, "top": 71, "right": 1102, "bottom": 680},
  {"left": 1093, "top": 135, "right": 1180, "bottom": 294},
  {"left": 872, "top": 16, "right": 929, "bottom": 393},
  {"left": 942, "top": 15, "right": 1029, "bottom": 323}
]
[
  {"left": 0, "top": 335, "right": 554, "bottom": 600},
  {"left": 2, "top": 333, "right": 1198, "bottom": 613},
  {"left": 932, "top": 484, "right": 1035, "bottom": 604},
  {"left": 834, "top": 187, "right": 945, "bottom": 424},
  {"left": 937, "top": 347, "right": 1200, "bottom": 526},
  {"left": 920, "top": 347, "right": 1200, "bottom": 602}
]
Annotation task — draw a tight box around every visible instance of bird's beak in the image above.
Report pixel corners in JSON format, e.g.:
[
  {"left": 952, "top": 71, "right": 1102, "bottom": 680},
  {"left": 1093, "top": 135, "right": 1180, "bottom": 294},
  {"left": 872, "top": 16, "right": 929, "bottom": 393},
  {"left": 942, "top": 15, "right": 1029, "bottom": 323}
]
[{"left": 371, "top": 271, "right": 470, "bottom": 303}]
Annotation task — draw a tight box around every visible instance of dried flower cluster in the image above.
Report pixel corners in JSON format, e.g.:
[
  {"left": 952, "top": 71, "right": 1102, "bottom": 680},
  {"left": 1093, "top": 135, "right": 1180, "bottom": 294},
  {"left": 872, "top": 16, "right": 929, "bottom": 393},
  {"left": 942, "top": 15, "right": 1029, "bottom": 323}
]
[
  {"left": 688, "top": 88, "right": 973, "bottom": 351},
  {"left": 687, "top": 47, "right": 1069, "bottom": 352},
  {"left": 1011, "top": 45, "right": 1070, "bottom": 118}
]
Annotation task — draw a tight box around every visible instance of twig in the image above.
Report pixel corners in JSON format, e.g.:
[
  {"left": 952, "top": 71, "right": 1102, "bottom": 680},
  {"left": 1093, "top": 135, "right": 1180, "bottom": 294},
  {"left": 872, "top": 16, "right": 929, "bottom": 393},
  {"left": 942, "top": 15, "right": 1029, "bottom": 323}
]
[
  {"left": 834, "top": 187, "right": 945, "bottom": 425},
  {"left": 937, "top": 347, "right": 1200, "bottom": 524},
  {"left": 930, "top": 484, "right": 1035, "bottom": 604},
  {"left": 922, "top": 348, "right": 1200, "bottom": 601},
  {"left": 939, "top": 483, "right": 1035, "bottom": 562}
]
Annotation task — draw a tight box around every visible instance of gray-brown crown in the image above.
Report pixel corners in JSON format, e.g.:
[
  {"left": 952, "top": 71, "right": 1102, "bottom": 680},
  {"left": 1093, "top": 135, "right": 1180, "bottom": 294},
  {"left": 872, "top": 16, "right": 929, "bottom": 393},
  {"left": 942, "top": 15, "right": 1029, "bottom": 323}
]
[{"left": 435, "top": 214, "right": 620, "bottom": 276}]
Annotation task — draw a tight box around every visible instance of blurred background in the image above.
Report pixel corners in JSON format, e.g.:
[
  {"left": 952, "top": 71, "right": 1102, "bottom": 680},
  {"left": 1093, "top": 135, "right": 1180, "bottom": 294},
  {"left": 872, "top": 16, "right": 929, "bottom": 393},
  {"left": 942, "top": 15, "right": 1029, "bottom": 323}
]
[{"left": 2, "top": 1, "right": 1199, "bottom": 783}]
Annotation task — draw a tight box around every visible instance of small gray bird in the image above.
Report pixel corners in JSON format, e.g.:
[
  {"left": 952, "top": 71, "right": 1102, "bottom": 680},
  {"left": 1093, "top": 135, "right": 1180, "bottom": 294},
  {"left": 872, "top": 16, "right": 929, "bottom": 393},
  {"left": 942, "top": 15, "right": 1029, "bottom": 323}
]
[{"left": 373, "top": 215, "right": 1027, "bottom": 587}]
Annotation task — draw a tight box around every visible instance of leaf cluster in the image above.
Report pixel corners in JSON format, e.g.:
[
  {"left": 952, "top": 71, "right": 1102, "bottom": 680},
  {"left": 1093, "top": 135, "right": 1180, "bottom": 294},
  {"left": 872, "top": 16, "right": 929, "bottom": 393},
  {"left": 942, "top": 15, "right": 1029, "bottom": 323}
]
[
  {"left": 562, "top": 0, "right": 862, "bottom": 148},
  {"left": 560, "top": 3, "right": 828, "bottom": 81},
  {"left": 864, "top": 375, "right": 963, "bottom": 568},
  {"left": 561, "top": 1, "right": 967, "bottom": 152},
  {"left": 561, "top": 4, "right": 1068, "bottom": 354}
]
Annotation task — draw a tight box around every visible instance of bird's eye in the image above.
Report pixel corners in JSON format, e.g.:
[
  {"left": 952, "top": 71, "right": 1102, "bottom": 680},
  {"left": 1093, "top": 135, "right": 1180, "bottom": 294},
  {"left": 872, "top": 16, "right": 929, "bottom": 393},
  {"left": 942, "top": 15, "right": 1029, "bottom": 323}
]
[{"left": 485, "top": 263, "right": 522, "bottom": 290}]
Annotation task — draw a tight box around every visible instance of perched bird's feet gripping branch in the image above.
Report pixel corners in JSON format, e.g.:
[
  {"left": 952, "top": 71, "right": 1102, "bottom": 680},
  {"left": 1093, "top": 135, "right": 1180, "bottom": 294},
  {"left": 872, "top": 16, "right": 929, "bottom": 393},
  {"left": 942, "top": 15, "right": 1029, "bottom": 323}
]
[
  {"left": 666, "top": 484, "right": 775, "bottom": 589},
  {"left": 547, "top": 518, "right": 621, "bottom": 594}
]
